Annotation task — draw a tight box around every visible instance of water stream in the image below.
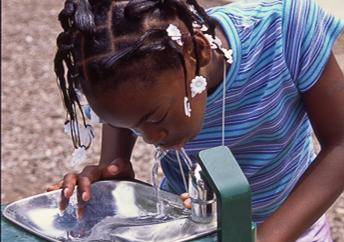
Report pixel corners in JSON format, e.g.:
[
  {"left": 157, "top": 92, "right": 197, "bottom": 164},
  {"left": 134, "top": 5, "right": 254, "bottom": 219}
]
[
  {"left": 151, "top": 148, "right": 166, "bottom": 216},
  {"left": 61, "top": 148, "right": 204, "bottom": 241},
  {"left": 151, "top": 148, "right": 194, "bottom": 215}
]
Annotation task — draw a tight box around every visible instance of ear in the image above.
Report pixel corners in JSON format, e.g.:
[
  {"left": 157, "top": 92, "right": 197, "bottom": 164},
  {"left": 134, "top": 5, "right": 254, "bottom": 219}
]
[{"left": 184, "top": 30, "right": 212, "bottom": 68}]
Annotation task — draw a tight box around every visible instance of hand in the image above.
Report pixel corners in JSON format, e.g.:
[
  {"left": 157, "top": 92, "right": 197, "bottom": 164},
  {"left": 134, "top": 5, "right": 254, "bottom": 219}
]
[
  {"left": 180, "top": 192, "right": 192, "bottom": 209},
  {"left": 47, "top": 158, "right": 134, "bottom": 219},
  {"left": 181, "top": 193, "right": 265, "bottom": 242}
]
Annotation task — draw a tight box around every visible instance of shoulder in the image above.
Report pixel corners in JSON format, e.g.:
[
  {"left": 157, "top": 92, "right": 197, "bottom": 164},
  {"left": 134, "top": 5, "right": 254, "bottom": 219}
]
[
  {"left": 207, "top": 0, "right": 286, "bottom": 52},
  {"left": 207, "top": 0, "right": 285, "bottom": 27}
]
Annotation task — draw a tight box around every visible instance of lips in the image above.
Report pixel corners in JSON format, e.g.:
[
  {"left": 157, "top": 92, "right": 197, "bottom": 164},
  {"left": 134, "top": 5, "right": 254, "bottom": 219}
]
[
  {"left": 160, "top": 143, "right": 184, "bottom": 150},
  {"left": 159, "top": 139, "right": 186, "bottom": 150}
]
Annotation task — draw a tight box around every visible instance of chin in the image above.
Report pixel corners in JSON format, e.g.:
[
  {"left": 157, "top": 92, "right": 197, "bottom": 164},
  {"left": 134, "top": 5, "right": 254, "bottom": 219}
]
[{"left": 189, "top": 120, "right": 203, "bottom": 140}]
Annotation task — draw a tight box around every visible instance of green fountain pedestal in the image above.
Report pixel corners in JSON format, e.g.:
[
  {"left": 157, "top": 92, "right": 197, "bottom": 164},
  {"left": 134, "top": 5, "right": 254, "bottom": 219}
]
[{"left": 194, "top": 146, "right": 256, "bottom": 242}]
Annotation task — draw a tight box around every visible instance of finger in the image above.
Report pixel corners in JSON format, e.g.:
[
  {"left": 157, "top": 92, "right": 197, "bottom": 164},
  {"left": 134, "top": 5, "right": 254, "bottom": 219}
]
[
  {"left": 77, "top": 175, "right": 92, "bottom": 202},
  {"left": 74, "top": 165, "right": 102, "bottom": 218},
  {"left": 63, "top": 173, "right": 78, "bottom": 198},
  {"left": 47, "top": 180, "right": 64, "bottom": 192},
  {"left": 180, "top": 193, "right": 190, "bottom": 201},
  {"left": 183, "top": 198, "right": 192, "bottom": 209},
  {"left": 76, "top": 175, "right": 93, "bottom": 220},
  {"left": 59, "top": 190, "right": 69, "bottom": 212},
  {"left": 80, "top": 165, "right": 102, "bottom": 182},
  {"left": 59, "top": 173, "right": 77, "bottom": 211},
  {"left": 77, "top": 165, "right": 101, "bottom": 202}
]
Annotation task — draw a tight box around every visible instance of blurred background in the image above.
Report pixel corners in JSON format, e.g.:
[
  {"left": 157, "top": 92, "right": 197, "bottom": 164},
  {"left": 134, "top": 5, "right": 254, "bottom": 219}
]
[{"left": 1, "top": 0, "right": 343, "bottom": 241}]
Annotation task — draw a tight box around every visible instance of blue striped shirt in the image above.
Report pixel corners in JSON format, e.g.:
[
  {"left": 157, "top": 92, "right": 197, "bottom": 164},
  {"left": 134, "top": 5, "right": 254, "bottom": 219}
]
[{"left": 160, "top": 0, "right": 344, "bottom": 223}]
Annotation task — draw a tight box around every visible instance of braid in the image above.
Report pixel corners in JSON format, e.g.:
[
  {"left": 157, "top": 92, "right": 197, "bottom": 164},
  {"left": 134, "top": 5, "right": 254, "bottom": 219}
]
[
  {"left": 54, "top": 0, "right": 95, "bottom": 149},
  {"left": 124, "top": 0, "right": 161, "bottom": 18},
  {"left": 58, "top": 0, "right": 77, "bottom": 31},
  {"left": 123, "top": 0, "right": 213, "bottom": 75},
  {"left": 54, "top": 0, "right": 218, "bottom": 150},
  {"left": 169, "top": 0, "right": 201, "bottom": 75}
]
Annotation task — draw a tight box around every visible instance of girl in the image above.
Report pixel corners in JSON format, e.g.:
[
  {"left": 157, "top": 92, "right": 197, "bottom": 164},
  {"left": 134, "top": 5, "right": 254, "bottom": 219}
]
[{"left": 48, "top": 0, "right": 344, "bottom": 241}]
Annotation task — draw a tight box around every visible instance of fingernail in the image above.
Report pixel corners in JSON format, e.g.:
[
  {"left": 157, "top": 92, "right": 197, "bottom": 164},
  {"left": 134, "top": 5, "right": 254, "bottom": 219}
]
[
  {"left": 64, "top": 188, "right": 69, "bottom": 197},
  {"left": 82, "top": 192, "right": 89, "bottom": 201},
  {"left": 108, "top": 165, "right": 118, "bottom": 174}
]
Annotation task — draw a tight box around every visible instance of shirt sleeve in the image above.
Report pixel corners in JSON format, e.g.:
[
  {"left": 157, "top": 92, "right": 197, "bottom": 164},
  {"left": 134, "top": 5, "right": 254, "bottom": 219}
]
[{"left": 282, "top": 0, "right": 344, "bottom": 92}]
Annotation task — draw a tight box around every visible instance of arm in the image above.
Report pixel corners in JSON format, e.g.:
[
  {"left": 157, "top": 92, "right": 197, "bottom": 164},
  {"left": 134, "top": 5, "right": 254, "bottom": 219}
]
[
  {"left": 48, "top": 124, "right": 137, "bottom": 215},
  {"left": 257, "top": 52, "right": 344, "bottom": 242},
  {"left": 100, "top": 124, "right": 137, "bottom": 164},
  {"left": 74, "top": 124, "right": 137, "bottom": 196},
  {"left": 96, "top": 124, "right": 137, "bottom": 179}
]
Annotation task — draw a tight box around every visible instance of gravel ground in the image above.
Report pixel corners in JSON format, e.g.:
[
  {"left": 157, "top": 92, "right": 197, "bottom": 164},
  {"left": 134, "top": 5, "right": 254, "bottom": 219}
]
[{"left": 1, "top": 0, "right": 343, "bottom": 241}]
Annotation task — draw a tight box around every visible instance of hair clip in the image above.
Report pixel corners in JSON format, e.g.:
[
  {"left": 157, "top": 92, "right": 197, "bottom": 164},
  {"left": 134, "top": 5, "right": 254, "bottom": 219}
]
[
  {"left": 64, "top": 120, "right": 94, "bottom": 167},
  {"left": 166, "top": 24, "right": 183, "bottom": 46},
  {"left": 75, "top": 89, "right": 88, "bottom": 105},
  {"left": 204, "top": 34, "right": 222, "bottom": 49},
  {"left": 221, "top": 48, "right": 233, "bottom": 64},
  {"left": 190, "top": 75, "right": 207, "bottom": 98},
  {"left": 184, "top": 97, "right": 192, "bottom": 117},
  {"left": 200, "top": 24, "right": 208, "bottom": 32},
  {"left": 188, "top": 4, "right": 197, "bottom": 14},
  {"left": 70, "top": 147, "right": 87, "bottom": 167},
  {"left": 192, "top": 21, "right": 202, "bottom": 28},
  {"left": 80, "top": 125, "right": 94, "bottom": 146},
  {"left": 204, "top": 34, "right": 234, "bottom": 64},
  {"left": 192, "top": 21, "right": 208, "bottom": 32},
  {"left": 64, "top": 120, "right": 94, "bottom": 147}
]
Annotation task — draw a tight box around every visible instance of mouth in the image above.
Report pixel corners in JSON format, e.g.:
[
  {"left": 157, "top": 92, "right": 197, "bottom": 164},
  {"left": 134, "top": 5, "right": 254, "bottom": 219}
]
[
  {"left": 160, "top": 143, "right": 183, "bottom": 150},
  {"left": 158, "top": 139, "right": 186, "bottom": 150}
]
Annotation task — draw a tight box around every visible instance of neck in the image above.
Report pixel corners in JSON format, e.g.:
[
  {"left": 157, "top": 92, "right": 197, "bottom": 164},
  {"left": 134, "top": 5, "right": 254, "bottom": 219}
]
[{"left": 202, "top": 22, "right": 231, "bottom": 95}]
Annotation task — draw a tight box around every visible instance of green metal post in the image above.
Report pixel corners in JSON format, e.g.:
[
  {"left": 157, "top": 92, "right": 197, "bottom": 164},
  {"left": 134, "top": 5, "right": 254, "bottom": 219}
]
[{"left": 197, "top": 146, "right": 254, "bottom": 242}]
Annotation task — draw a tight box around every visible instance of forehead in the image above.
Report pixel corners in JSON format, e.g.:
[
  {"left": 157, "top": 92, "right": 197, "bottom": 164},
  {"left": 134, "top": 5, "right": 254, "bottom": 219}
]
[{"left": 87, "top": 69, "right": 183, "bottom": 127}]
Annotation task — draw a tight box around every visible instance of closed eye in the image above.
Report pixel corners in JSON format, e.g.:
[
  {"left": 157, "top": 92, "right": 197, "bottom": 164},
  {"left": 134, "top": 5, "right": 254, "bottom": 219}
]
[{"left": 150, "top": 110, "right": 169, "bottom": 124}]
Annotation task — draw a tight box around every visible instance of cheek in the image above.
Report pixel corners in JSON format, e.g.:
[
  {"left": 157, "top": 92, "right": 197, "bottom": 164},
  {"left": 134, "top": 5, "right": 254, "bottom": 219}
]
[
  {"left": 161, "top": 105, "right": 190, "bottom": 137},
  {"left": 168, "top": 94, "right": 207, "bottom": 137},
  {"left": 189, "top": 93, "right": 207, "bottom": 132}
]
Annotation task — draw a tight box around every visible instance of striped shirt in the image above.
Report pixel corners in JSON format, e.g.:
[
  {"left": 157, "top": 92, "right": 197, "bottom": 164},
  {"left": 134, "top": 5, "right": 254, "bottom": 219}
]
[{"left": 160, "top": 0, "right": 344, "bottom": 224}]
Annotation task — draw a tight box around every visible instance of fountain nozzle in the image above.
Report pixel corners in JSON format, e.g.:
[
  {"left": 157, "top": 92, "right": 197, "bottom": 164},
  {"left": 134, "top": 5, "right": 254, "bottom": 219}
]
[{"left": 188, "top": 163, "right": 217, "bottom": 224}]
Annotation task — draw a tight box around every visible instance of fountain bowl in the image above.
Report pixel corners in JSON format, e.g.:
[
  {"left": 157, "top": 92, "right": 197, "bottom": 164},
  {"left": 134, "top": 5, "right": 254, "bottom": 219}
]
[{"left": 2, "top": 180, "right": 217, "bottom": 242}]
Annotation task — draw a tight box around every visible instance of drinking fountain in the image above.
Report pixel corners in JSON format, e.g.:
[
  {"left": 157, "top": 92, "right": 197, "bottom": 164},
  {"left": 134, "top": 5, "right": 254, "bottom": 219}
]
[{"left": 2, "top": 146, "right": 256, "bottom": 242}]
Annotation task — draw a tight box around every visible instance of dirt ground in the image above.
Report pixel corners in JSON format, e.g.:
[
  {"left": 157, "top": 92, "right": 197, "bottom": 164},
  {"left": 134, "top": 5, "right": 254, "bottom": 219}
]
[{"left": 1, "top": 0, "right": 343, "bottom": 241}]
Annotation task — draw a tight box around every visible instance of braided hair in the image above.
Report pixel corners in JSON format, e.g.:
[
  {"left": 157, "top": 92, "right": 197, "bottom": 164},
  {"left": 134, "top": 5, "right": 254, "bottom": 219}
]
[{"left": 54, "top": 0, "right": 219, "bottom": 151}]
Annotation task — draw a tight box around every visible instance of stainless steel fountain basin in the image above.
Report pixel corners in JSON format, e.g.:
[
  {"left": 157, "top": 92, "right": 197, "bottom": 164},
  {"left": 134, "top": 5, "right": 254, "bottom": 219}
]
[{"left": 3, "top": 180, "right": 217, "bottom": 241}]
